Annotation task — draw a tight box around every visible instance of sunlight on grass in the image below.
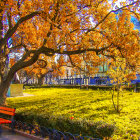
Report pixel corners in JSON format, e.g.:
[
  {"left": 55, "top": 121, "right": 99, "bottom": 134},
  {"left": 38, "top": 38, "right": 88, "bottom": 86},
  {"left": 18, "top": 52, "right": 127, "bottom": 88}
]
[{"left": 7, "top": 88, "right": 140, "bottom": 139}]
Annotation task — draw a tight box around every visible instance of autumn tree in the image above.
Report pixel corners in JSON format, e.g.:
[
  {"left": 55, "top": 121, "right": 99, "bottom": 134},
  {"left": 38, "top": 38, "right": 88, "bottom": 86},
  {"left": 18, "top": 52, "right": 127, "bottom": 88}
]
[
  {"left": 107, "top": 50, "right": 137, "bottom": 113},
  {"left": 0, "top": 0, "right": 139, "bottom": 105},
  {"left": 24, "top": 54, "right": 66, "bottom": 85}
]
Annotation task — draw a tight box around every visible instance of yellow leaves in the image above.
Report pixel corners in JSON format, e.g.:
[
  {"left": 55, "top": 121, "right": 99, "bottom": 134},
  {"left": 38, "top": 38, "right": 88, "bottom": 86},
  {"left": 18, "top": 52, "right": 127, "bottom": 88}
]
[
  {"left": 25, "top": 1, "right": 32, "bottom": 10},
  {"left": 0, "top": 1, "right": 4, "bottom": 7},
  {"left": 112, "top": 0, "right": 117, "bottom": 3},
  {"left": 72, "top": 22, "right": 80, "bottom": 30},
  {"left": 24, "top": 56, "right": 56, "bottom": 77},
  {"left": 0, "top": 0, "right": 139, "bottom": 82},
  {"left": 60, "top": 46, "right": 65, "bottom": 53},
  {"left": 9, "top": 58, "right": 15, "bottom": 68},
  {"left": 41, "top": 69, "right": 47, "bottom": 74},
  {"left": 107, "top": 55, "right": 135, "bottom": 85},
  {"left": 58, "top": 55, "right": 65, "bottom": 65},
  {"left": 70, "top": 3, "right": 76, "bottom": 12},
  {"left": 46, "top": 40, "right": 54, "bottom": 49}
]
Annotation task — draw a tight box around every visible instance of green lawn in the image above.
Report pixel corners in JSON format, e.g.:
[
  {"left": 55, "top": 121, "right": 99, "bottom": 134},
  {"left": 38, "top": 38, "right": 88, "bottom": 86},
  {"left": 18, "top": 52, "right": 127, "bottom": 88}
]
[{"left": 7, "top": 88, "right": 140, "bottom": 139}]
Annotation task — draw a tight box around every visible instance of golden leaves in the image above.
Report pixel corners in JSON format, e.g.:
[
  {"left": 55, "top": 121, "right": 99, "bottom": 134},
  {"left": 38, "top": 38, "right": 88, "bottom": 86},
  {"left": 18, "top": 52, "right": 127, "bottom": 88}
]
[
  {"left": 107, "top": 55, "right": 136, "bottom": 85},
  {"left": 41, "top": 69, "right": 47, "bottom": 74},
  {"left": 60, "top": 46, "right": 65, "bottom": 53},
  {"left": 0, "top": 0, "right": 139, "bottom": 80},
  {"left": 9, "top": 58, "right": 15, "bottom": 68}
]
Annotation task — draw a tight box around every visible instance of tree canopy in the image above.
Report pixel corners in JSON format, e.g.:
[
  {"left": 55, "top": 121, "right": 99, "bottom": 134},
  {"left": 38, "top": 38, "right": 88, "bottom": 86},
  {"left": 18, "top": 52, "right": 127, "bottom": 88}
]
[{"left": 0, "top": 0, "right": 140, "bottom": 105}]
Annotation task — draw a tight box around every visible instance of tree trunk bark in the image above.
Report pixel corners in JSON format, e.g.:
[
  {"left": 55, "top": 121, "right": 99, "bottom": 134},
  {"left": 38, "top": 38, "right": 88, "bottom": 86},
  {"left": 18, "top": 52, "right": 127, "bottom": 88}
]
[
  {"left": 0, "top": 79, "right": 11, "bottom": 105},
  {"left": 38, "top": 75, "right": 45, "bottom": 86},
  {"left": 0, "top": 14, "right": 3, "bottom": 40},
  {"left": 0, "top": 66, "right": 16, "bottom": 105},
  {"left": 38, "top": 77, "right": 43, "bottom": 86},
  {"left": 112, "top": 88, "right": 117, "bottom": 111},
  {"left": 117, "top": 88, "right": 120, "bottom": 113}
]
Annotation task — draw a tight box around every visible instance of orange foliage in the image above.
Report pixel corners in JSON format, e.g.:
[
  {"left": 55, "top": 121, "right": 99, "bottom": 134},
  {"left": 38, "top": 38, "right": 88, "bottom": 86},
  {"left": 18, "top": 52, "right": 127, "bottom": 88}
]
[
  {"left": 0, "top": 0, "right": 139, "bottom": 81},
  {"left": 9, "top": 58, "right": 15, "bottom": 68}
]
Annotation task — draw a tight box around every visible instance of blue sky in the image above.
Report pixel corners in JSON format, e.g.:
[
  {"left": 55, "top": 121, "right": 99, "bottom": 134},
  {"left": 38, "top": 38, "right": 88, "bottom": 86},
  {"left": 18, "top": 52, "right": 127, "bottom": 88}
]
[{"left": 131, "top": 16, "right": 140, "bottom": 31}]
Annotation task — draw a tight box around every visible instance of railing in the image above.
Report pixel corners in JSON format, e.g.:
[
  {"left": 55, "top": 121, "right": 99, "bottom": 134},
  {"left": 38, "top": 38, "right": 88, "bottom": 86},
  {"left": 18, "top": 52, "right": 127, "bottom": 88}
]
[{"left": 10, "top": 120, "right": 102, "bottom": 140}]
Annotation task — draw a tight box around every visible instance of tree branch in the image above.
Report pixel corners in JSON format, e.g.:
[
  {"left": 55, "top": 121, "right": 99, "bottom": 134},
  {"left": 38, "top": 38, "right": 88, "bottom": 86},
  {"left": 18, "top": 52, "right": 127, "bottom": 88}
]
[
  {"left": 7, "top": 8, "right": 12, "bottom": 29},
  {"left": 9, "top": 43, "right": 22, "bottom": 51},
  {"left": 86, "top": 1, "right": 139, "bottom": 34},
  {"left": 68, "top": 55, "right": 89, "bottom": 74},
  {"left": 56, "top": 44, "right": 112, "bottom": 55},
  {"left": 0, "top": 11, "right": 40, "bottom": 48}
]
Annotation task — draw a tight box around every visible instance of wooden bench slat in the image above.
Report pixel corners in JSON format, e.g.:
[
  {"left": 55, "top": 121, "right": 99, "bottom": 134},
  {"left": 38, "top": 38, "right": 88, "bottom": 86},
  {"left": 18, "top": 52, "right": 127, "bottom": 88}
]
[
  {"left": 0, "top": 118, "right": 11, "bottom": 124},
  {"left": 0, "top": 110, "right": 15, "bottom": 116},
  {"left": 0, "top": 106, "right": 16, "bottom": 134},
  {"left": 0, "top": 107, "right": 15, "bottom": 112}
]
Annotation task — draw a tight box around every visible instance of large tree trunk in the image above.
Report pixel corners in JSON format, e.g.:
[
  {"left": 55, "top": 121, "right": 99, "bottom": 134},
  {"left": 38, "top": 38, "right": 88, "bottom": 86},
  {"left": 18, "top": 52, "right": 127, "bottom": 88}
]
[
  {"left": 0, "top": 79, "right": 11, "bottom": 105},
  {"left": 0, "top": 13, "right": 3, "bottom": 81},
  {"left": 0, "top": 12, "right": 7, "bottom": 105},
  {"left": 0, "top": 67, "right": 17, "bottom": 105},
  {"left": 0, "top": 15, "right": 3, "bottom": 39},
  {"left": 0, "top": 9, "right": 43, "bottom": 105},
  {"left": 38, "top": 76, "right": 44, "bottom": 86},
  {"left": 38, "top": 74, "right": 46, "bottom": 86}
]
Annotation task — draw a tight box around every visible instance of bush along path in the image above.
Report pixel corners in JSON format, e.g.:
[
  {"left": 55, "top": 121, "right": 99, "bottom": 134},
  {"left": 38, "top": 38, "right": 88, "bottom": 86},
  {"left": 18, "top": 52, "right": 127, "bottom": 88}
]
[{"left": 8, "top": 116, "right": 115, "bottom": 140}]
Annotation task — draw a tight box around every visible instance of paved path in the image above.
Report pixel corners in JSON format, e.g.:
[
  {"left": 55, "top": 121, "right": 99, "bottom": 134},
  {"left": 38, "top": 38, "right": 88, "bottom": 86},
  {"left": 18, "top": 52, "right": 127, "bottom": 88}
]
[
  {"left": 8, "top": 93, "right": 35, "bottom": 98},
  {"left": 0, "top": 127, "right": 45, "bottom": 140},
  {"left": 0, "top": 129, "right": 32, "bottom": 140},
  {"left": 0, "top": 135, "right": 32, "bottom": 140}
]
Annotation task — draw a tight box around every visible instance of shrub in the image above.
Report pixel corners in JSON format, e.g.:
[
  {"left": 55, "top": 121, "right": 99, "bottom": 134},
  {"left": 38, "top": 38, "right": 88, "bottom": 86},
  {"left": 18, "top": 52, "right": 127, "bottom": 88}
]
[
  {"left": 14, "top": 113, "right": 115, "bottom": 139},
  {"left": 96, "top": 122, "right": 115, "bottom": 138}
]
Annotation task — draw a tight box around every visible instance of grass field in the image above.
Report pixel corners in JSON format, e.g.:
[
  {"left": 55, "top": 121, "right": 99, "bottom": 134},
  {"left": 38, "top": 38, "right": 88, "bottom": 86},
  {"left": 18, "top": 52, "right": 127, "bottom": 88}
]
[{"left": 7, "top": 88, "right": 140, "bottom": 139}]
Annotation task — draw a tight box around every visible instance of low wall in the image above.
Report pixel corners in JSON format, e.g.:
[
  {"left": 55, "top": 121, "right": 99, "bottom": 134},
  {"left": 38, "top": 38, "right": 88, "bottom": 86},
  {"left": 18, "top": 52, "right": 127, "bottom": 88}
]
[{"left": 10, "top": 84, "right": 23, "bottom": 97}]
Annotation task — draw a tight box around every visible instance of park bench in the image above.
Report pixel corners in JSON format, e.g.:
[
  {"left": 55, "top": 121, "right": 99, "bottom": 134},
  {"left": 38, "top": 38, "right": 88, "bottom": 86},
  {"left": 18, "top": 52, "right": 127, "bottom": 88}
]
[{"left": 0, "top": 106, "right": 16, "bottom": 135}]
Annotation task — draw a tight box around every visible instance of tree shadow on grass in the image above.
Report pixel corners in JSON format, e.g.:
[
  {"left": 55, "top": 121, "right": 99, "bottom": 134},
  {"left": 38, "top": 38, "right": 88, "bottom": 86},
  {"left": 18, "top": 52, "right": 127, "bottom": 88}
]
[
  {"left": 88, "top": 113, "right": 99, "bottom": 119},
  {"left": 107, "top": 109, "right": 118, "bottom": 115},
  {"left": 95, "top": 106, "right": 108, "bottom": 111},
  {"left": 15, "top": 113, "right": 115, "bottom": 139},
  {"left": 90, "top": 97, "right": 111, "bottom": 104},
  {"left": 9, "top": 99, "right": 52, "bottom": 108}
]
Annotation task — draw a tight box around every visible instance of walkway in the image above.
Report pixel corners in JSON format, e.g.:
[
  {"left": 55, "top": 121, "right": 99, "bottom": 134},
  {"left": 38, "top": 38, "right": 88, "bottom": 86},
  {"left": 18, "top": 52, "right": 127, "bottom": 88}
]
[
  {"left": 0, "top": 135, "right": 32, "bottom": 140},
  {"left": 0, "top": 127, "right": 45, "bottom": 140},
  {"left": 8, "top": 93, "right": 35, "bottom": 98},
  {"left": 0, "top": 129, "right": 32, "bottom": 140}
]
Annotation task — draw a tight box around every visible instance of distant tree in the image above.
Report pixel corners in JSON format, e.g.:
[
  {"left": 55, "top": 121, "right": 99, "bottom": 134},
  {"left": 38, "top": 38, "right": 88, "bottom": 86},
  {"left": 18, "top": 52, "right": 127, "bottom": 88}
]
[
  {"left": 107, "top": 51, "right": 137, "bottom": 113},
  {"left": 24, "top": 55, "right": 67, "bottom": 85}
]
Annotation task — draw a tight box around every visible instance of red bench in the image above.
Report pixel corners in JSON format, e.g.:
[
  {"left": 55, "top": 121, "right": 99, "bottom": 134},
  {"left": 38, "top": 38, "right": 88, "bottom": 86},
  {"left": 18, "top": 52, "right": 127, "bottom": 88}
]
[{"left": 0, "top": 106, "right": 16, "bottom": 135}]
